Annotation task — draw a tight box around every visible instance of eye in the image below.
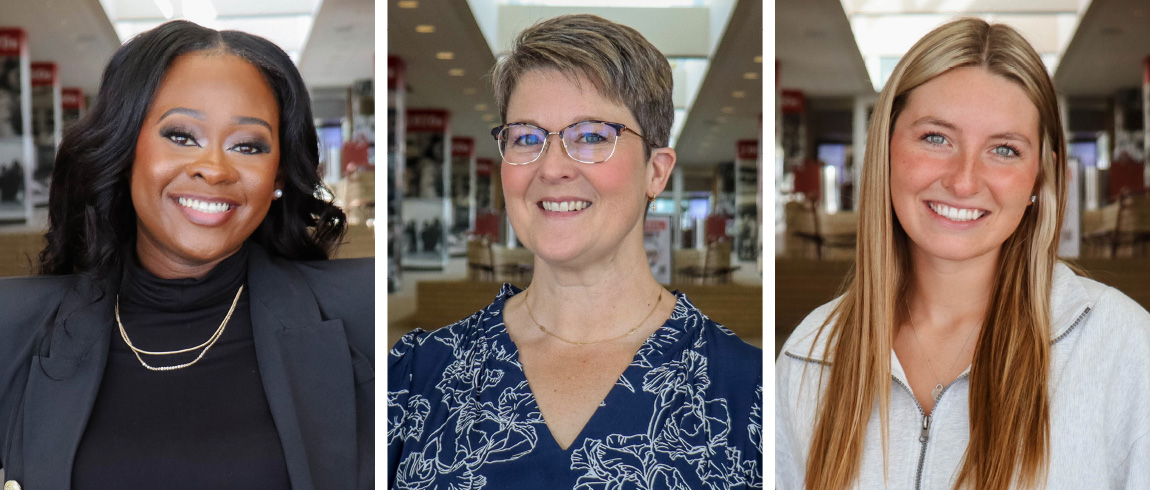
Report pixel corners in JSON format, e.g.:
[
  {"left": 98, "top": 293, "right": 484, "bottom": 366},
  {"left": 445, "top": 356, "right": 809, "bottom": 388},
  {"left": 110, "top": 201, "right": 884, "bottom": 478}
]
[
  {"left": 923, "top": 133, "right": 947, "bottom": 146},
  {"left": 513, "top": 132, "right": 543, "bottom": 146},
  {"left": 576, "top": 131, "right": 609, "bottom": 144},
  {"left": 232, "top": 140, "right": 271, "bottom": 155},
  {"left": 992, "top": 145, "right": 1021, "bottom": 158},
  {"left": 163, "top": 129, "right": 199, "bottom": 147}
]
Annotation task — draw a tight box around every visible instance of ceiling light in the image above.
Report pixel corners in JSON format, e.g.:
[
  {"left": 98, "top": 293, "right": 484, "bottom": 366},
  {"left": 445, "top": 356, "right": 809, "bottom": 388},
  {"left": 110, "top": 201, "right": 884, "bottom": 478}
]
[
  {"left": 436, "top": 51, "right": 454, "bottom": 60},
  {"left": 416, "top": 25, "right": 435, "bottom": 33},
  {"left": 716, "top": 117, "right": 728, "bottom": 124},
  {"left": 721, "top": 106, "right": 734, "bottom": 114},
  {"left": 743, "top": 72, "right": 758, "bottom": 80},
  {"left": 398, "top": 0, "right": 418, "bottom": 7},
  {"left": 475, "top": 104, "right": 488, "bottom": 111},
  {"left": 753, "top": 55, "right": 762, "bottom": 63},
  {"left": 482, "top": 114, "right": 496, "bottom": 121},
  {"left": 449, "top": 68, "right": 465, "bottom": 76},
  {"left": 732, "top": 91, "right": 745, "bottom": 98},
  {"left": 463, "top": 88, "right": 477, "bottom": 95}
]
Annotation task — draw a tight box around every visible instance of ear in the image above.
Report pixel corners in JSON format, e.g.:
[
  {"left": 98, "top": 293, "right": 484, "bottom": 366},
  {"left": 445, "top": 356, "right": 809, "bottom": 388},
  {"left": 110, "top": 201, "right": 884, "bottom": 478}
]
[{"left": 646, "top": 147, "right": 676, "bottom": 197}]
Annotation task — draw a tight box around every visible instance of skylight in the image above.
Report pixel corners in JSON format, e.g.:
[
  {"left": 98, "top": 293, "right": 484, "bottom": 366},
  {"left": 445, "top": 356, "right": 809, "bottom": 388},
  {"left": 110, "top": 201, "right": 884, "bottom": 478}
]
[{"left": 98, "top": 0, "right": 323, "bottom": 63}]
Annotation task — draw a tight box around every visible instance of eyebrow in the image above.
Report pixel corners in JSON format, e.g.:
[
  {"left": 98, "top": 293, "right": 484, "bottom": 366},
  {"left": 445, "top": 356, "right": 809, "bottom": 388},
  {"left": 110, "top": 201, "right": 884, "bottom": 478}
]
[
  {"left": 909, "top": 116, "right": 1033, "bottom": 147},
  {"left": 508, "top": 116, "right": 606, "bottom": 130},
  {"left": 158, "top": 107, "right": 274, "bottom": 132}
]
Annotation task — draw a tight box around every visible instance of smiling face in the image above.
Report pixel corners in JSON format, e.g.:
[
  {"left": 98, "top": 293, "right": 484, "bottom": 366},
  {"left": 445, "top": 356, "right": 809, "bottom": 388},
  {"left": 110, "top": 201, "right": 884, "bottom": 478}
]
[
  {"left": 131, "top": 51, "right": 280, "bottom": 278},
  {"left": 890, "top": 66, "right": 1041, "bottom": 266},
  {"left": 501, "top": 69, "right": 673, "bottom": 268}
]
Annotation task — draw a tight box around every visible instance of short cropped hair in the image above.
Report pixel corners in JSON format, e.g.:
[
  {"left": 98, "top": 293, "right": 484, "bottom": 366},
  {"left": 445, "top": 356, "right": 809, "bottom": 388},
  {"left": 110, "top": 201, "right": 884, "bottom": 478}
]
[{"left": 491, "top": 14, "right": 674, "bottom": 151}]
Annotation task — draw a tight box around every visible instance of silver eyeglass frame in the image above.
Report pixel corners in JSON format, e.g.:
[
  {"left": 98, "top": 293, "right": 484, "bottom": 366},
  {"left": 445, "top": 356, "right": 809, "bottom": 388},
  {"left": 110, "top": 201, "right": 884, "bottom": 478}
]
[{"left": 490, "top": 120, "right": 658, "bottom": 165}]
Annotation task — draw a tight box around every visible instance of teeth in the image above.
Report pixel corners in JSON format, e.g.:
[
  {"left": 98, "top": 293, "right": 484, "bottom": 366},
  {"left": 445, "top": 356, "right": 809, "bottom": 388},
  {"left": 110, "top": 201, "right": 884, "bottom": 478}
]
[
  {"left": 929, "top": 202, "right": 985, "bottom": 222},
  {"left": 542, "top": 200, "right": 590, "bottom": 212},
  {"left": 178, "top": 197, "right": 232, "bottom": 214}
]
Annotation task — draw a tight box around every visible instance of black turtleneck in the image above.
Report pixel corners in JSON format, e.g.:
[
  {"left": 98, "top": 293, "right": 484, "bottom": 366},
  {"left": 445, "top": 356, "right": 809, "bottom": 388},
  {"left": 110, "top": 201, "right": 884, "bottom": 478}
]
[{"left": 72, "top": 245, "right": 291, "bottom": 489}]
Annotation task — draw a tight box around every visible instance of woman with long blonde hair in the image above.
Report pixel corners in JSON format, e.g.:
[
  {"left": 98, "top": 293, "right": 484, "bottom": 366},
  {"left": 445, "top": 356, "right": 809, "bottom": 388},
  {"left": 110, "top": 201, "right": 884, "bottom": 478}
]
[{"left": 776, "top": 18, "right": 1150, "bottom": 489}]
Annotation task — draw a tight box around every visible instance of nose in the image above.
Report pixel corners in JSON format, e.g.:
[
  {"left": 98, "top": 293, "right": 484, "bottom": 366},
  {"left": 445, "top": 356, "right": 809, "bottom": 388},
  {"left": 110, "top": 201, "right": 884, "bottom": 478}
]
[
  {"left": 535, "top": 134, "right": 578, "bottom": 183},
  {"left": 185, "top": 146, "right": 239, "bottom": 185},
  {"left": 941, "top": 149, "right": 980, "bottom": 197}
]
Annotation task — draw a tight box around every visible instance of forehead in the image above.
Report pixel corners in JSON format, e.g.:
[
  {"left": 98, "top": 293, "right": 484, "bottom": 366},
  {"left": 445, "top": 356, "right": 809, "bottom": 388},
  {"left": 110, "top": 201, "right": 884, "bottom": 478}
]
[
  {"left": 505, "top": 68, "right": 636, "bottom": 129},
  {"left": 149, "top": 52, "right": 278, "bottom": 123},
  {"left": 898, "top": 66, "right": 1039, "bottom": 136}
]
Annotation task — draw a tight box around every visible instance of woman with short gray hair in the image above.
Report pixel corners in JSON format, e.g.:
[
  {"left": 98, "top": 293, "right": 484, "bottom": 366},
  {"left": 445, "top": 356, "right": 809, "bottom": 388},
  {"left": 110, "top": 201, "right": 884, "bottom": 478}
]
[{"left": 388, "top": 14, "right": 762, "bottom": 489}]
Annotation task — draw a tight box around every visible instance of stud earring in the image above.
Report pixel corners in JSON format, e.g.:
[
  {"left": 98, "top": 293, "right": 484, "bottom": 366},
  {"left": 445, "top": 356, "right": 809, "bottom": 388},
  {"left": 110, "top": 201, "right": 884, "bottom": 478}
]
[
  {"left": 274, "top": 189, "right": 283, "bottom": 199},
  {"left": 647, "top": 194, "right": 655, "bottom": 212},
  {"left": 1030, "top": 195, "right": 1036, "bottom": 203}
]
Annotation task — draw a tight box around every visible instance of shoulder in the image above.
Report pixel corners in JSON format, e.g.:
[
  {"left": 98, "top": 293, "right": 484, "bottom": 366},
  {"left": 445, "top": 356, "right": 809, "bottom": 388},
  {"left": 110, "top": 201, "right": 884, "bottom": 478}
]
[
  {"left": 778, "top": 296, "right": 843, "bottom": 365},
  {"left": 1053, "top": 264, "right": 1150, "bottom": 348},
  {"left": 388, "top": 284, "right": 516, "bottom": 389},
  {"left": 0, "top": 274, "right": 76, "bottom": 329}
]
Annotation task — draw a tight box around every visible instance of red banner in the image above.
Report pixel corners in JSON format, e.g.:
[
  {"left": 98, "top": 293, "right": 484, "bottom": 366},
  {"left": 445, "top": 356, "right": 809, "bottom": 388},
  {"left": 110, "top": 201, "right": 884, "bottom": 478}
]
[
  {"left": 781, "top": 89, "right": 804, "bottom": 114},
  {"left": 452, "top": 137, "right": 474, "bottom": 157},
  {"left": 388, "top": 56, "right": 405, "bottom": 90},
  {"left": 476, "top": 158, "right": 494, "bottom": 176},
  {"left": 406, "top": 109, "right": 449, "bottom": 132},
  {"left": 31, "top": 62, "right": 56, "bottom": 86},
  {"left": 62, "top": 88, "right": 84, "bottom": 109},
  {"left": 0, "top": 28, "right": 24, "bottom": 56},
  {"left": 737, "top": 139, "right": 758, "bottom": 160}
]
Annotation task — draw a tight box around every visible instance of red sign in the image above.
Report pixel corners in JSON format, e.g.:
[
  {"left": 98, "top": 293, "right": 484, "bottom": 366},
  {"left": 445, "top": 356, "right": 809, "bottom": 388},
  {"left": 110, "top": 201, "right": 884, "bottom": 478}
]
[
  {"left": 737, "top": 139, "right": 758, "bottom": 160},
  {"left": 452, "top": 137, "right": 474, "bottom": 157},
  {"left": 388, "top": 56, "right": 405, "bottom": 90},
  {"left": 62, "top": 88, "right": 84, "bottom": 109},
  {"left": 781, "top": 89, "right": 804, "bottom": 114},
  {"left": 476, "top": 158, "right": 494, "bottom": 176},
  {"left": 406, "top": 109, "right": 449, "bottom": 132},
  {"left": 31, "top": 62, "right": 56, "bottom": 86},
  {"left": 0, "top": 28, "right": 24, "bottom": 56}
]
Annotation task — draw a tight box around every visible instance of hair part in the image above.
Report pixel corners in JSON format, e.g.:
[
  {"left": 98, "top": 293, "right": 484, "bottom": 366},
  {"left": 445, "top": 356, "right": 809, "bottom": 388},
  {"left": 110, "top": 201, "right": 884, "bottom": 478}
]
[
  {"left": 491, "top": 14, "right": 674, "bottom": 156},
  {"left": 40, "top": 20, "right": 345, "bottom": 277},
  {"left": 805, "top": 18, "right": 1065, "bottom": 490}
]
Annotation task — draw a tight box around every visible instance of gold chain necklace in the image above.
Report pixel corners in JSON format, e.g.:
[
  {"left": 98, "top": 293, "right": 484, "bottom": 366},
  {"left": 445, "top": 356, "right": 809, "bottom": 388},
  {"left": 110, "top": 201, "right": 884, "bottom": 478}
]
[
  {"left": 523, "top": 287, "right": 663, "bottom": 346},
  {"left": 115, "top": 285, "right": 244, "bottom": 372},
  {"left": 904, "top": 298, "right": 978, "bottom": 402}
]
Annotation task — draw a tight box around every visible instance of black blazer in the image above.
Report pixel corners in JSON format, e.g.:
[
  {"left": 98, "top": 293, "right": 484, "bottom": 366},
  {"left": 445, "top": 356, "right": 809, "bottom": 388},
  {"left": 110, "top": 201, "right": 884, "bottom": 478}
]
[{"left": 0, "top": 245, "right": 374, "bottom": 489}]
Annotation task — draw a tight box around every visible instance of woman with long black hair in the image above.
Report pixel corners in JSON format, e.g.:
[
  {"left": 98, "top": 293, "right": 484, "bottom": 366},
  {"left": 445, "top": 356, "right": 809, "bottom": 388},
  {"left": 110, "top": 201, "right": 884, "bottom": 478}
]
[{"left": 0, "top": 21, "right": 373, "bottom": 489}]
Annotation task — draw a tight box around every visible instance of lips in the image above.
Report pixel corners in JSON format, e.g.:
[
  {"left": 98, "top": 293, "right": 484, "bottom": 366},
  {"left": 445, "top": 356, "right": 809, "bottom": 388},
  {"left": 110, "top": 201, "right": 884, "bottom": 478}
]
[
  {"left": 927, "top": 201, "right": 988, "bottom": 222},
  {"left": 172, "top": 194, "right": 240, "bottom": 226},
  {"left": 539, "top": 199, "right": 591, "bottom": 213}
]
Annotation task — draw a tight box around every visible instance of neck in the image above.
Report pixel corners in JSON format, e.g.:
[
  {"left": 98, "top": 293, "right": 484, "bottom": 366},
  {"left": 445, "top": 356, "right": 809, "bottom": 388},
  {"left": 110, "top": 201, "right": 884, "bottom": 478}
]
[
  {"left": 906, "top": 248, "right": 999, "bottom": 334},
  {"left": 522, "top": 239, "right": 664, "bottom": 342}
]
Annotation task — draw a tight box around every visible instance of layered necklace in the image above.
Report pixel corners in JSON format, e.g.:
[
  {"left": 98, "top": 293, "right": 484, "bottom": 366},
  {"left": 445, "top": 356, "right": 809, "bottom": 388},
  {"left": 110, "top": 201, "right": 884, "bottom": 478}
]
[
  {"left": 115, "top": 285, "right": 244, "bottom": 372},
  {"left": 523, "top": 287, "right": 663, "bottom": 346}
]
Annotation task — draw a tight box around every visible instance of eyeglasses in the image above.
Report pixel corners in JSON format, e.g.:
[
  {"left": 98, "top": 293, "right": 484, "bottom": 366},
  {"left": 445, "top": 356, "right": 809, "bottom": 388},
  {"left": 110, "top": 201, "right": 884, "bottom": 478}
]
[{"left": 490, "top": 120, "right": 657, "bottom": 165}]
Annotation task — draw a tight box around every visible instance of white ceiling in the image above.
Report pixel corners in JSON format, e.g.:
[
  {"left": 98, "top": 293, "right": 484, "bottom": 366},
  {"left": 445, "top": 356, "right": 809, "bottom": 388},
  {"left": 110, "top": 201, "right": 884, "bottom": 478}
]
[
  {"left": 0, "top": 0, "right": 372, "bottom": 96},
  {"left": 387, "top": 0, "right": 763, "bottom": 167}
]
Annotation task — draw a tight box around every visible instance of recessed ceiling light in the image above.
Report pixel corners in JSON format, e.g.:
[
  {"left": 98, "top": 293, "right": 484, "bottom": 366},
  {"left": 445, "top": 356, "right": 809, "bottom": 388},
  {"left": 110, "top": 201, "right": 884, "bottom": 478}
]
[
  {"left": 732, "top": 91, "right": 745, "bottom": 98},
  {"left": 721, "top": 106, "right": 734, "bottom": 114},
  {"left": 482, "top": 114, "right": 496, "bottom": 121},
  {"left": 475, "top": 103, "right": 488, "bottom": 111},
  {"left": 449, "top": 68, "right": 465, "bottom": 76},
  {"left": 436, "top": 51, "right": 454, "bottom": 60},
  {"left": 415, "top": 24, "right": 435, "bottom": 33},
  {"left": 753, "top": 55, "right": 762, "bottom": 63},
  {"left": 743, "top": 72, "right": 758, "bottom": 80},
  {"left": 398, "top": 1, "right": 418, "bottom": 8},
  {"left": 716, "top": 117, "right": 728, "bottom": 124}
]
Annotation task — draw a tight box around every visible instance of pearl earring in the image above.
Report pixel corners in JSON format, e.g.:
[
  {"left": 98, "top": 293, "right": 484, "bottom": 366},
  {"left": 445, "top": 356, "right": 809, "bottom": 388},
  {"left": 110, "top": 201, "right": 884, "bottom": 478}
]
[{"left": 274, "top": 189, "right": 283, "bottom": 199}]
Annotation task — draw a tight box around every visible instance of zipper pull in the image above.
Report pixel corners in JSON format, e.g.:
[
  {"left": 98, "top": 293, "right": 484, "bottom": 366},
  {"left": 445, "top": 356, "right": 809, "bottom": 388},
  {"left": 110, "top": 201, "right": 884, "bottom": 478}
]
[{"left": 920, "top": 414, "right": 932, "bottom": 443}]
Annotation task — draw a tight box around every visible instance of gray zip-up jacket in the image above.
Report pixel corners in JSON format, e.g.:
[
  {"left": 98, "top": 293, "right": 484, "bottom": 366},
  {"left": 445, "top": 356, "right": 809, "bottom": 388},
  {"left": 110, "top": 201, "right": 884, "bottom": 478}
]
[{"left": 776, "top": 263, "right": 1150, "bottom": 489}]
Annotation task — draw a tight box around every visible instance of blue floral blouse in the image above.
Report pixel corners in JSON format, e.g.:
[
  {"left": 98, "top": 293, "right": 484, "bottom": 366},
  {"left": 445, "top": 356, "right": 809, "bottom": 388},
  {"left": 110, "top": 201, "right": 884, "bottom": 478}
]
[{"left": 388, "top": 284, "right": 763, "bottom": 489}]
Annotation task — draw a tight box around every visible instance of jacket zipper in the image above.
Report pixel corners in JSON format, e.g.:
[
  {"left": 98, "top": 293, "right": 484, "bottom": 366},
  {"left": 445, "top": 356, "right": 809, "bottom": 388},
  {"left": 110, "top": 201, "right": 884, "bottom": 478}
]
[{"left": 893, "top": 373, "right": 970, "bottom": 489}]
